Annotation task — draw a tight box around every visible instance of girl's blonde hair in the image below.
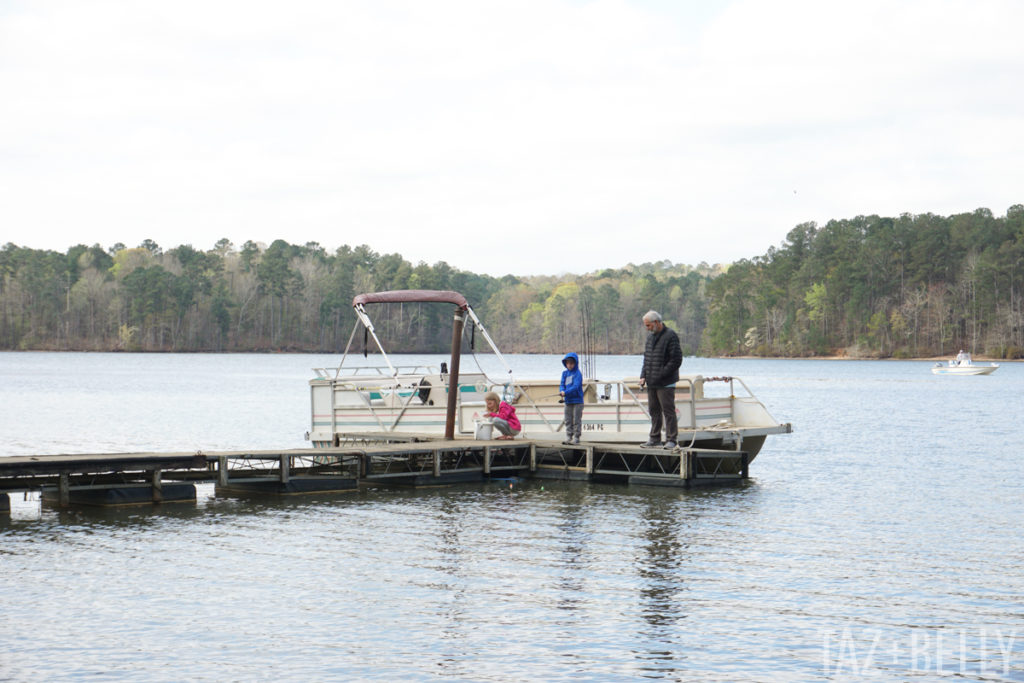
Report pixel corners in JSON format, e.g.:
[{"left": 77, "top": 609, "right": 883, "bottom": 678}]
[{"left": 484, "top": 392, "right": 500, "bottom": 403}]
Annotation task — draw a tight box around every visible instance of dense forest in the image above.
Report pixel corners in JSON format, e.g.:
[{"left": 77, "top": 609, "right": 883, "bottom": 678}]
[
  {"left": 2, "top": 204, "right": 1022, "bottom": 358},
  {"left": 704, "top": 205, "right": 1024, "bottom": 359},
  {"left": 0, "top": 237, "right": 711, "bottom": 355}
]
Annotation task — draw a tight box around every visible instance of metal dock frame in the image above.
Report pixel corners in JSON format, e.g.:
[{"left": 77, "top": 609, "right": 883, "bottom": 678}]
[{"left": 1, "top": 437, "right": 760, "bottom": 509}]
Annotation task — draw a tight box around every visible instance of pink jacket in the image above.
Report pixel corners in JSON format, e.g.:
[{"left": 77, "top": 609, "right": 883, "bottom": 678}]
[{"left": 486, "top": 401, "right": 521, "bottom": 431}]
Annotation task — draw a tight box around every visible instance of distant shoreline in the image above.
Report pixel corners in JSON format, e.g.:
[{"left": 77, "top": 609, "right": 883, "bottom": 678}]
[
  {"left": 725, "top": 354, "right": 1017, "bottom": 362},
  {"left": 1, "top": 348, "right": 1018, "bottom": 362}
]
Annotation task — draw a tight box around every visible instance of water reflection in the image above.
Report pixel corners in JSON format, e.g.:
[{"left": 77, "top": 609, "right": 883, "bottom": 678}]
[
  {"left": 553, "top": 486, "right": 591, "bottom": 616},
  {"left": 435, "top": 496, "right": 468, "bottom": 634}
]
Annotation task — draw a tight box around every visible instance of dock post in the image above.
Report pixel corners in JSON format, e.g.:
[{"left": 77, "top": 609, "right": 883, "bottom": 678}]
[
  {"left": 58, "top": 472, "right": 70, "bottom": 507},
  {"left": 151, "top": 468, "right": 163, "bottom": 503},
  {"left": 529, "top": 443, "right": 536, "bottom": 472},
  {"left": 585, "top": 446, "right": 593, "bottom": 474},
  {"left": 218, "top": 456, "right": 229, "bottom": 487},
  {"left": 683, "top": 451, "right": 694, "bottom": 483},
  {"left": 741, "top": 452, "right": 749, "bottom": 479},
  {"left": 279, "top": 454, "right": 290, "bottom": 483},
  {"left": 433, "top": 449, "right": 441, "bottom": 478},
  {"left": 483, "top": 446, "right": 491, "bottom": 475}
]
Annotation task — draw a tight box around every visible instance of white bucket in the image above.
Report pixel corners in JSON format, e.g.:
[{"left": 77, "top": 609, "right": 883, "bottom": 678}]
[{"left": 474, "top": 419, "right": 494, "bottom": 440}]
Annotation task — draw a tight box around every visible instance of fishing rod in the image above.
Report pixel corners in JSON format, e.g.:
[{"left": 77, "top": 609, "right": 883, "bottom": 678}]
[{"left": 579, "top": 285, "right": 595, "bottom": 380}]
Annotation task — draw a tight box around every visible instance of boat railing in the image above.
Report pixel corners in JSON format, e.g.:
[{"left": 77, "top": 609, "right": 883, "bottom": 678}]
[
  {"left": 501, "top": 380, "right": 560, "bottom": 432},
  {"left": 319, "top": 370, "right": 770, "bottom": 434},
  {"left": 476, "top": 377, "right": 707, "bottom": 434},
  {"left": 312, "top": 364, "right": 440, "bottom": 380},
  {"left": 705, "top": 376, "right": 782, "bottom": 430},
  {"left": 702, "top": 375, "right": 757, "bottom": 397},
  {"left": 609, "top": 376, "right": 700, "bottom": 431}
]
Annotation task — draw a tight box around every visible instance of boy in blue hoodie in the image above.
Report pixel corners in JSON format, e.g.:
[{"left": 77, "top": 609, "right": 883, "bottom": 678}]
[{"left": 560, "top": 352, "right": 584, "bottom": 445}]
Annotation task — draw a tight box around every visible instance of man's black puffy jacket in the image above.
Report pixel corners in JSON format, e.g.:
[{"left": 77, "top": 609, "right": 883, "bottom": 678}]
[{"left": 641, "top": 326, "right": 682, "bottom": 387}]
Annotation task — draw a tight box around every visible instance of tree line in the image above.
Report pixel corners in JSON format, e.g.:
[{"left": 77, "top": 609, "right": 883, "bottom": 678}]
[
  {"left": 703, "top": 205, "right": 1024, "bottom": 358},
  {"left": 2, "top": 204, "right": 1021, "bottom": 358},
  {"left": 0, "top": 237, "right": 712, "bottom": 355}
]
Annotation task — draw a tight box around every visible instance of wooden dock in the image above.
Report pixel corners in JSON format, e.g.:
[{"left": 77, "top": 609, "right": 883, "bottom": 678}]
[{"left": 0, "top": 436, "right": 752, "bottom": 508}]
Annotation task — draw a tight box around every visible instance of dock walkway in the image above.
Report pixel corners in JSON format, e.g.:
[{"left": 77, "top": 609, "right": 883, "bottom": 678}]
[{"left": 0, "top": 435, "right": 751, "bottom": 509}]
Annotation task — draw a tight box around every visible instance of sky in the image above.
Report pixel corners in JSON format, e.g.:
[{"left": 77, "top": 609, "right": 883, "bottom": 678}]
[{"left": 2, "top": 0, "right": 1022, "bottom": 277}]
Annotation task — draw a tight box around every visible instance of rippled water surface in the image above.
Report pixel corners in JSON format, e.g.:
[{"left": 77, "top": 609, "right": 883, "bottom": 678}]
[{"left": 2, "top": 353, "right": 1023, "bottom": 681}]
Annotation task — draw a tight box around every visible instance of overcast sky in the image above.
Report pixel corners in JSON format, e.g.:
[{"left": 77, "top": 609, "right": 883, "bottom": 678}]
[{"left": 2, "top": 1, "right": 1021, "bottom": 277}]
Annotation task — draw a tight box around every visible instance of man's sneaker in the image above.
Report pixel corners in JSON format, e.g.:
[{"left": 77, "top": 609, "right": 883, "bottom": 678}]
[
  {"left": 640, "top": 440, "right": 661, "bottom": 448},
  {"left": 570, "top": 437, "right": 580, "bottom": 445},
  {"left": 663, "top": 441, "right": 678, "bottom": 450}
]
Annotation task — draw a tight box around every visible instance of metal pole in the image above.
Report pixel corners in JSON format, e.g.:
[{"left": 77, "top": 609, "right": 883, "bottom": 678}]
[
  {"left": 444, "top": 308, "right": 465, "bottom": 440},
  {"left": 279, "top": 454, "right": 290, "bottom": 483},
  {"left": 59, "top": 471, "right": 70, "bottom": 507},
  {"left": 151, "top": 468, "right": 163, "bottom": 503}
]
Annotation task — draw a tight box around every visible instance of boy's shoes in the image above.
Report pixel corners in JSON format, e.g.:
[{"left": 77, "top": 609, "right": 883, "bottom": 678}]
[
  {"left": 570, "top": 437, "right": 580, "bottom": 445},
  {"left": 640, "top": 440, "right": 661, "bottom": 448},
  {"left": 663, "top": 441, "right": 678, "bottom": 450},
  {"left": 562, "top": 438, "right": 572, "bottom": 445}
]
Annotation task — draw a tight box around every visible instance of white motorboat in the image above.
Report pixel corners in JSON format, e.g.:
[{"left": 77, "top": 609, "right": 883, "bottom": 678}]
[
  {"left": 308, "top": 290, "right": 792, "bottom": 460},
  {"left": 932, "top": 352, "right": 998, "bottom": 375}
]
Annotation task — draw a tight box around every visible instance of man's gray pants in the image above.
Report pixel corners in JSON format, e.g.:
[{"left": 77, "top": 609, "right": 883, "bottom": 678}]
[{"left": 647, "top": 387, "right": 678, "bottom": 443}]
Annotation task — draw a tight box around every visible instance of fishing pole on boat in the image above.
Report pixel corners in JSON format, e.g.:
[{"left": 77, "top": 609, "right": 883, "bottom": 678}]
[{"left": 579, "top": 284, "right": 595, "bottom": 380}]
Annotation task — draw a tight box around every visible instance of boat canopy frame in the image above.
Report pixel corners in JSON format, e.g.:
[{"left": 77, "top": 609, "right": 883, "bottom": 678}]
[{"left": 340, "top": 289, "right": 514, "bottom": 387}]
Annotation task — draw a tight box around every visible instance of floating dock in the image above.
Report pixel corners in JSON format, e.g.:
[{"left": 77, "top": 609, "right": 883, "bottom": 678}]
[{"left": 0, "top": 435, "right": 753, "bottom": 509}]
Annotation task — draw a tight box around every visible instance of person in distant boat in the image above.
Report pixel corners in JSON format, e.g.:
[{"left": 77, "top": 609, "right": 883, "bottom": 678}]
[
  {"left": 638, "top": 310, "right": 683, "bottom": 449},
  {"left": 483, "top": 392, "right": 521, "bottom": 440},
  {"left": 956, "top": 349, "right": 966, "bottom": 364},
  {"left": 559, "top": 352, "right": 584, "bottom": 445}
]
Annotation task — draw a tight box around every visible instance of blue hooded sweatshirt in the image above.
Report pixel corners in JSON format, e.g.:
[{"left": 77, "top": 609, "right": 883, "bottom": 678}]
[{"left": 560, "top": 352, "right": 584, "bottom": 404}]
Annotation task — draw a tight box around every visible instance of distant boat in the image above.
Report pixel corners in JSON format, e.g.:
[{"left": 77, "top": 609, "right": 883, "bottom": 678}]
[{"left": 932, "top": 352, "right": 998, "bottom": 375}]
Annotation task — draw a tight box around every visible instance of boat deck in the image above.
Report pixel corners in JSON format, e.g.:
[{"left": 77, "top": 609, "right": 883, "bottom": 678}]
[{"left": 0, "top": 434, "right": 766, "bottom": 508}]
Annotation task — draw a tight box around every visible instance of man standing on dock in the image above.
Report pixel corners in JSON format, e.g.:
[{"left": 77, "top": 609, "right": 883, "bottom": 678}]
[{"left": 638, "top": 310, "right": 682, "bottom": 449}]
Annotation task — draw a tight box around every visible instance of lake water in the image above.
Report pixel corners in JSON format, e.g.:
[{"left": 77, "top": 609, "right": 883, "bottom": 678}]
[{"left": 2, "top": 352, "right": 1022, "bottom": 681}]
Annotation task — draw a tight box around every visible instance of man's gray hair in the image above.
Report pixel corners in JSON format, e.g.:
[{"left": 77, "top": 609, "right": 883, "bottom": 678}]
[{"left": 642, "top": 310, "right": 662, "bottom": 323}]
